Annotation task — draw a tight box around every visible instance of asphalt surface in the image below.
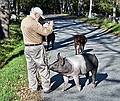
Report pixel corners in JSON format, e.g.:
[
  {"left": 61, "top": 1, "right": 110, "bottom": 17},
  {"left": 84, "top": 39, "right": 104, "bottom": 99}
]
[{"left": 43, "top": 15, "right": 120, "bottom": 101}]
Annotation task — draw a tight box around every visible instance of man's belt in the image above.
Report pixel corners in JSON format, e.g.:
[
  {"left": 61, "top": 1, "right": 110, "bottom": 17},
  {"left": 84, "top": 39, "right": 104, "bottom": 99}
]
[{"left": 25, "top": 43, "right": 42, "bottom": 46}]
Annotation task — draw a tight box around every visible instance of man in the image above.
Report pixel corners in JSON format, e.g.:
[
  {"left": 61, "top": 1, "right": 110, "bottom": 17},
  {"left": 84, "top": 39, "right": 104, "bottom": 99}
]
[{"left": 21, "top": 7, "right": 53, "bottom": 93}]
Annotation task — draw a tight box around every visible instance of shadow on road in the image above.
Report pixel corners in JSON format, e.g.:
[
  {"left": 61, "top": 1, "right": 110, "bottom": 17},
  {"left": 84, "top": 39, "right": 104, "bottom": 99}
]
[
  {"left": 53, "top": 37, "right": 73, "bottom": 50},
  {"left": 84, "top": 49, "right": 94, "bottom": 53},
  {"left": 50, "top": 74, "right": 64, "bottom": 91},
  {"left": 50, "top": 73, "right": 108, "bottom": 92}
]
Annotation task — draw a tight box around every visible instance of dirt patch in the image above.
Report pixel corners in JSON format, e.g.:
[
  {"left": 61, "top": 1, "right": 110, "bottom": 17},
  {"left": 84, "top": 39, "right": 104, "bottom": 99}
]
[{"left": 17, "top": 86, "right": 44, "bottom": 101}]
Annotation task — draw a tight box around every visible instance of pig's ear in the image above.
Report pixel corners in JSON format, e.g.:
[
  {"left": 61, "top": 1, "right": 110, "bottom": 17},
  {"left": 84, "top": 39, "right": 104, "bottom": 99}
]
[
  {"left": 59, "top": 57, "right": 64, "bottom": 66},
  {"left": 61, "top": 58, "right": 65, "bottom": 66},
  {"left": 57, "top": 53, "right": 64, "bottom": 65},
  {"left": 57, "top": 52, "right": 61, "bottom": 59}
]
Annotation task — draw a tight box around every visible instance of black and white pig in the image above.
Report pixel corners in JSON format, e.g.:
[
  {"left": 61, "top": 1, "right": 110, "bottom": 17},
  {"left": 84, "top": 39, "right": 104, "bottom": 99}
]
[{"left": 49, "top": 53, "right": 98, "bottom": 91}]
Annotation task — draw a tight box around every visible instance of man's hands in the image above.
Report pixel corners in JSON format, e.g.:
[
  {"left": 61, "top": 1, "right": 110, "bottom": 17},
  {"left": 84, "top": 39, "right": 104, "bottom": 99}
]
[
  {"left": 43, "top": 20, "right": 53, "bottom": 27},
  {"left": 43, "top": 23, "right": 49, "bottom": 27},
  {"left": 48, "top": 21, "right": 53, "bottom": 26}
]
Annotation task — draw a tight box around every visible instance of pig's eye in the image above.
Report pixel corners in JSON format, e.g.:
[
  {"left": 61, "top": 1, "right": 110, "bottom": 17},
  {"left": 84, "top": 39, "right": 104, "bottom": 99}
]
[{"left": 55, "top": 64, "right": 58, "bottom": 66}]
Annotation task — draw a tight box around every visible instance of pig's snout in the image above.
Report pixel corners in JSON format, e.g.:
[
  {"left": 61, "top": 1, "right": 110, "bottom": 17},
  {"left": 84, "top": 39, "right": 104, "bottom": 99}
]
[
  {"left": 49, "top": 64, "right": 58, "bottom": 72},
  {"left": 49, "top": 64, "right": 54, "bottom": 70}
]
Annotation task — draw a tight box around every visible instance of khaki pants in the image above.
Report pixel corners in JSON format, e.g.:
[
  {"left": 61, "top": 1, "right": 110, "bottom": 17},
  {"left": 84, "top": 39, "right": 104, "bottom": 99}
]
[{"left": 24, "top": 45, "right": 50, "bottom": 92}]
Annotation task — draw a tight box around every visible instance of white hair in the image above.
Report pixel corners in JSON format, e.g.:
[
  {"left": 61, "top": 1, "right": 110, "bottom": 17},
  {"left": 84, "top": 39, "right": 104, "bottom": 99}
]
[{"left": 30, "top": 7, "right": 45, "bottom": 19}]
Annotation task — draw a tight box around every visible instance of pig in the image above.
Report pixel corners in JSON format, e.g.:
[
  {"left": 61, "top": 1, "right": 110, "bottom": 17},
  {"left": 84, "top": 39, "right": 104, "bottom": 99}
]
[
  {"left": 49, "top": 53, "right": 98, "bottom": 91},
  {"left": 74, "top": 34, "right": 87, "bottom": 55}
]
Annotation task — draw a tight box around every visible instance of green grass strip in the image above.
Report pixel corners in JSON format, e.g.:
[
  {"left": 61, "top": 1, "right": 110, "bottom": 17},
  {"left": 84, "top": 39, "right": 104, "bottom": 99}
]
[{"left": 0, "top": 55, "right": 27, "bottom": 101}]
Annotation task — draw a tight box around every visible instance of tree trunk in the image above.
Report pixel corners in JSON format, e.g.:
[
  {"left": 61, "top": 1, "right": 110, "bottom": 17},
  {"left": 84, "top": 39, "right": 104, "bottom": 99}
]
[
  {"left": 67, "top": 0, "right": 72, "bottom": 14},
  {"left": 13, "top": 0, "right": 16, "bottom": 14},
  {"left": 59, "top": 0, "right": 65, "bottom": 13},
  {"left": 16, "top": 0, "right": 20, "bottom": 22},
  {"left": 59, "top": 0, "right": 63, "bottom": 14},
  {"left": 0, "top": 0, "right": 10, "bottom": 39},
  {"left": 88, "top": 0, "right": 92, "bottom": 18},
  {"left": 112, "top": 0, "right": 118, "bottom": 23},
  {"left": 62, "top": 0, "right": 66, "bottom": 13},
  {"left": 78, "top": 0, "right": 83, "bottom": 16},
  {"left": 113, "top": 6, "right": 116, "bottom": 23}
]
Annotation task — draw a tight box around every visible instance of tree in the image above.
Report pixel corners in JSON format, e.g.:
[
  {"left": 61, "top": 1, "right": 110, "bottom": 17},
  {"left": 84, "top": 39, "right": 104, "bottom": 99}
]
[
  {"left": 88, "top": 0, "right": 92, "bottom": 18},
  {"left": 112, "top": 0, "right": 120, "bottom": 23},
  {"left": 59, "top": 0, "right": 64, "bottom": 13},
  {"left": 0, "top": 0, "right": 10, "bottom": 39},
  {"left": 58, "top": 0, "right": 67, "bottom": 14},
  {"left": 78, "top": 0, "right": 83, "bottom": 16}
]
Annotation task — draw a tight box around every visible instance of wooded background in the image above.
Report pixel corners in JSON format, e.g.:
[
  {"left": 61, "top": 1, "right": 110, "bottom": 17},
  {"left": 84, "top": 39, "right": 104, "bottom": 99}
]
[{"left": 0, "top": 0, "right": 120, "bottom": 39}]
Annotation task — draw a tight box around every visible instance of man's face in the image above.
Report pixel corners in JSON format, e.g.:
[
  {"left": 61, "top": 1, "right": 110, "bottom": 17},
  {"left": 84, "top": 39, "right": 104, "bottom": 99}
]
[{"left": 35, "top": 13, "right": 41, "bottom": 20}]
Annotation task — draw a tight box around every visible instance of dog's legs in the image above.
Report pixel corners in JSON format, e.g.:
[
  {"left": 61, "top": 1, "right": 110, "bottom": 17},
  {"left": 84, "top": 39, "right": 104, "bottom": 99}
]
[
  {"left": 75, "top": 45, "right": 77, "bottom": 55},
  {"left": 85, "top": 72, "right": 90, "bottom": 86},
  {"left": 80, "top": 45, "right": 84, "bottom": 53},
  {"left": 62, "top": 76, "right": 69, "bottom": 91},
  {"left": 51, "top": 40, "right": 54, "bottom": 49},
  {"left": 75, "top": 49, "right": 78, "bottom": 55},
  {"left": 73, "top": 75, "right": 81, "bottom": 91},
  {"left": 76, "top": 45, "right": 80, "bottom": 55},
  {"left": 47, "top": 41, "right": 50, "bottom": 50}
]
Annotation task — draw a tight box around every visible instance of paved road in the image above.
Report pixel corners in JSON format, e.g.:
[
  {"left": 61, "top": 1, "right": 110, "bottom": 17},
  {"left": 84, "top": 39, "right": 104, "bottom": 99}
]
[{"left": 43, "top": 15, "right": 120, "bottom": 101}]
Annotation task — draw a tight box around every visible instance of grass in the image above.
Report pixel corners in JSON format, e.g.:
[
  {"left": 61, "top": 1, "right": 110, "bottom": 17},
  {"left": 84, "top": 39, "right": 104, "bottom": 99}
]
[
  {"left": 80, "top": 17, "right": 120, "bottom": 36},
  {"left": 0, "top": 55, "right": 27, "bottom": 101},
  {"left": 0, "top": 23, "right": 24, "bottom": 68}
]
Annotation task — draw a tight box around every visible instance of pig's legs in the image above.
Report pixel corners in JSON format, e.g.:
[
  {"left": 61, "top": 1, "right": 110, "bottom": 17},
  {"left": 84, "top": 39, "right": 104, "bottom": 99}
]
[
  {"left": 91, "top": 69, "right": 97, "bottom": 88},
  {"left": 62, "top": 76, "right": 69, "bottom": 91},
  {"left": 73, "top": 75, "right": 81, "bottom": 91},
  {"left": 85, "top": 72, "right": 90, "bottom": 86}
]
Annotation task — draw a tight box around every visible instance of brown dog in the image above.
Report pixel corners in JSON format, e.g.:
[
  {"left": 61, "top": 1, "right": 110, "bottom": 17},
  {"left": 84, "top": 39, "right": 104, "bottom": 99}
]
[{"left": 74, "top": 34, "right": 87, "bottom": 55}]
